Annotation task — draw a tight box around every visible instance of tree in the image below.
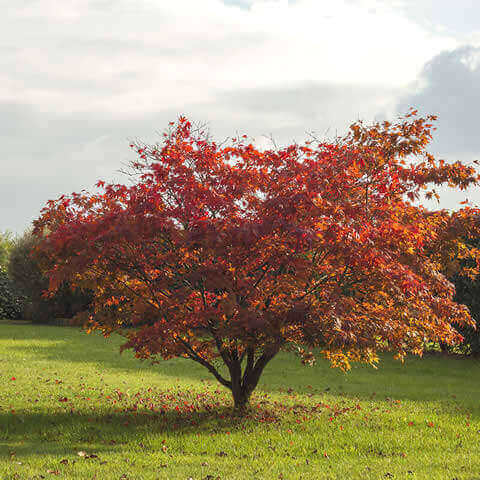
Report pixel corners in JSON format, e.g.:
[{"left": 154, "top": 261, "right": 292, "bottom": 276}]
[
  {"left": 9, "top": 232, "right": 91, "bottom": 323},
  {"left": 0, "top": 266, "right": 24, "bottom": 319},
  {"left": 8, "top": 232, "right": 48, "bottom": 321},
  {"left": 33, "top": 112, "right": 480, "bottom": 411},
  {"left": 0, "top": 231, "right": 24, "bottom": 320},
  {"left": 0, "top": 231, "right": 14, "bottom": 269},
  {"left": 441, "top": 236, "right": 480, "bottom": 355},
  {"left": 451, "top": 271, "right": 480, "bottom": 354}
]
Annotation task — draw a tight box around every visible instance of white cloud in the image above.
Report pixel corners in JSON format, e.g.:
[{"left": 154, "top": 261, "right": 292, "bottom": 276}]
[
  {"left": 398, "top": 46, "right": 480, "bottom": 157},
  {"left": 0, "top": 0, "right": 478, "bottom": 232},
  {"left": 1, "top": 0, "right": 458, "bottom": 116},
  {"left": 375, "top": 0, "right": 480, "bottom": 37},
  {"left": 396, "top": 46, "right": 480, "bottom": 210}
]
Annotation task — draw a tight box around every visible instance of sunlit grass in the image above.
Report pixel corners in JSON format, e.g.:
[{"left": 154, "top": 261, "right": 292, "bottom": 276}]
[{"left": 1, "top": 321, "right": 479, "bottom": 479}]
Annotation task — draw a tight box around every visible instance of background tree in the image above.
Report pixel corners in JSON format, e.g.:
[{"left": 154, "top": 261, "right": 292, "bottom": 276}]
[
  {"left": 9, "top": 232, "right": 91, "bottom": 323},
  {"left": 0, "top": 266, "right": 24, "bottom": 320},
  {"left": 452, "top": 273, "right": 480, "bottom": 354},
  {"left": 439, "top": 235, "right": 480, "bottom": 355},
  {"left": 33, "top": 112, "right": 480, "bottom": 411},
  {"left": 0, "top": 231, "right": 14, "bottom": 269},
  {"left": 0, "top": 231, "right": 23, "bottom": 319}
]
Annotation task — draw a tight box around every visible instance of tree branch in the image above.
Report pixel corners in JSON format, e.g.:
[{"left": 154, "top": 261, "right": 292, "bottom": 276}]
[{"left": 177, "top": 336, "right": 232, "bottom": 389}]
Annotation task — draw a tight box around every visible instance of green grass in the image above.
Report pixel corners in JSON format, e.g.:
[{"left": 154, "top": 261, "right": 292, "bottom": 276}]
[{"left": 1, "top": 322, "right": 480, "bottom": 479}]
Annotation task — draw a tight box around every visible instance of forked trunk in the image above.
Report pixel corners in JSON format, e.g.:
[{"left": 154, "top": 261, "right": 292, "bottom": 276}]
[
  {"left": 228, "top": 348, "right": 279, "bottom": 413},
  {"left": 231, "top": 377, "right": 257, "bottom": 412},
  {"left": 185, "top": 339, "right": 281, "bottom": 414},
  {"left": 232, "top": 387, "right": 252, "bottom": 412}
]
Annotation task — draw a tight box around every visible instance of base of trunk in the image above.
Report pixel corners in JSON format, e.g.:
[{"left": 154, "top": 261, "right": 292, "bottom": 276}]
[{"left": 232, "top": 390, "right": 251, "bottom": 414}]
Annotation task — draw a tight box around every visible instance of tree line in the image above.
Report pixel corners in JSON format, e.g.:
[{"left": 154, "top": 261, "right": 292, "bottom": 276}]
[{"left": 0, "top": 231, "right": 91, "bottom": 323}]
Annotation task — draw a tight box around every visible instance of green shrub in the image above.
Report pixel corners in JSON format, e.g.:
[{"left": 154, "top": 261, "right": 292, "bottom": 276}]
[
  {"left": 8, "top": 232, "right": 92, "bottom": 323},
  {"left": 0, "top": 231, "right": 14, "bottom": 269},
  {"left": 452, "top": 271, "right": 480, "bottom": 355},
  {"left": 0, "top": 266, "right": 24, "bottom": 319}
]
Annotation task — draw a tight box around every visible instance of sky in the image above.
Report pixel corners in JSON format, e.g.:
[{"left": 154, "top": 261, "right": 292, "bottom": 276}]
[{"left": 2, "top": 0, "right": 480, "bottom": 234}]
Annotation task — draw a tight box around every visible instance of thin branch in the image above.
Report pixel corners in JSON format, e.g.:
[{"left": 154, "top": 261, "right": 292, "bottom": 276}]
[{"left": 177, "top": 336, "right": 231, "bottom": 389}]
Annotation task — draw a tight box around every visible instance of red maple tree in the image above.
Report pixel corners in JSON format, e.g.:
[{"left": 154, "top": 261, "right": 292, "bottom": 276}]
[{"left": 34, "top": 112, "right": 480, "bottom": 410}]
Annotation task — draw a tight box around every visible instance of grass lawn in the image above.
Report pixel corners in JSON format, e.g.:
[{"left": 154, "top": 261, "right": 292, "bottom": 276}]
[{"left": 0, "top": 322, "right": 479, "bottom": 479}]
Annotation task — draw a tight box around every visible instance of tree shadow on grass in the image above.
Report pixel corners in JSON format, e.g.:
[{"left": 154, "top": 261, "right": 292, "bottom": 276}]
[
  {"left": 0, "top": 403, "right": 274, "bottom": 460},
  {"left": 2, "top": 327, "right": 480, "bottom": 463},
  {"left": 0, "top": 322, "right": 211, "bottom": 378},
  {"left": 1, "top": 387, "right": 479, "bottom": 463},
  {"left": 2, "top": 322, "right": 480, "bottom": 409}
]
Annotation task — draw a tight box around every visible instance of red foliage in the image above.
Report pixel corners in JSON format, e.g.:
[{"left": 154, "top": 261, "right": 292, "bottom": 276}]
[{"left": 33, "top": 111, "right": 480, "bottom": 409}]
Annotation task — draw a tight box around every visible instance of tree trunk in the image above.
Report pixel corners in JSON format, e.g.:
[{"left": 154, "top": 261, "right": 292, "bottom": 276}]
[
  {"left": 232, "top": 385, "right": 252, "bottom": 412},
  {"left": 439, "top": 341, "right": 449, "bottom": 353},
  {"left": 230, "top": 357, "right": 253, "bottom": 413},
  {"left": 229, "top": 347, "right": 279, "bottom": 413}
]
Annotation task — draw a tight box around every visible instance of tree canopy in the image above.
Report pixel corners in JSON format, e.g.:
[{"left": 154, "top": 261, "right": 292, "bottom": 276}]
[
  {"left": 0, "top": 231, "right": 14, "bottom": 269},
  {"left": 33, "top": 112, "right": 480, "bottom": 410}
]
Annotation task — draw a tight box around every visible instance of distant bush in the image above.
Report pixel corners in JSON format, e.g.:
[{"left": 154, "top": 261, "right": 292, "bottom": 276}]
[
  {"left": 0, "top": 266, "right": 24, "bottom": 319},
  {"left": 0, "top": 231, "right": 14, "bottom": 269},
  {"left": 8, "top": 232, "right": 92, "bottom": 323},
  {"left": 452, "top": 271, "right": 480, "bottom": 355}
]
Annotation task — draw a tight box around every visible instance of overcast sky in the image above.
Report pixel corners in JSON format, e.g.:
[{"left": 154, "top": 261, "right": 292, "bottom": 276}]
[{"left": 2, "top": 0, "right": 480, "bottom": 234}]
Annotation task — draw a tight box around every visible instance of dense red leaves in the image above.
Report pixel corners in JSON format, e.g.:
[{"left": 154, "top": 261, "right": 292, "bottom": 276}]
[{"left": 33, "top": 112, "right": 480, "bottom": 402}]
